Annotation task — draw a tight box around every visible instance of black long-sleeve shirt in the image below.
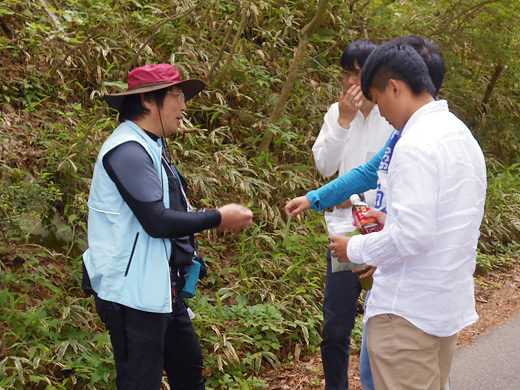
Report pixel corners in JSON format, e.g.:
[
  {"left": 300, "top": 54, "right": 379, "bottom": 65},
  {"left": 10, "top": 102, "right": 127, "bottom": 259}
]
[{"left": 102, "top": 133, "right": 221, "bottom": 239}]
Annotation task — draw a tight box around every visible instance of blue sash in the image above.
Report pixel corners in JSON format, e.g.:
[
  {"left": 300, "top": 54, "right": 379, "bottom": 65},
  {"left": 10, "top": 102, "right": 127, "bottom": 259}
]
[{"left": 374, "top": 130, "right": 401, "bottom": 212}]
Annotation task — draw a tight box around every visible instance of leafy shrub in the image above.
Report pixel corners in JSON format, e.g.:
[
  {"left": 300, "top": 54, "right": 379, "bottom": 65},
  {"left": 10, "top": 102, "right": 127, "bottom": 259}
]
[
  {"left": 0, "top": 168, "right": 62, "bottom": 242},
  {"left": 479, "top": 159, "right": 520, "bottom": 254}
]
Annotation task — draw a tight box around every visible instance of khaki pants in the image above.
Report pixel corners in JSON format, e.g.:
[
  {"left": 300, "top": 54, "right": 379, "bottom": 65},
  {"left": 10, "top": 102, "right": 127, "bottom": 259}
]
[{"left": 366, "top": 314, "right": 458, "bottom": 390}]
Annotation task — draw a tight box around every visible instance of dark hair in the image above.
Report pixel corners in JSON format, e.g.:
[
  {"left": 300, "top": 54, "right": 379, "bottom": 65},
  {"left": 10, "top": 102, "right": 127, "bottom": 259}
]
[
  {"left": 118, "top": 88, "right": 169, "bottom": 123},
  {"left": 361, "top": 42, "right": 436, "bottom": 101},
  {"left": 340, "top": 39, "right": 377, "bottom": 71},
  {"left": 393, "top": 35, "right": 445, "bottom": 94}
]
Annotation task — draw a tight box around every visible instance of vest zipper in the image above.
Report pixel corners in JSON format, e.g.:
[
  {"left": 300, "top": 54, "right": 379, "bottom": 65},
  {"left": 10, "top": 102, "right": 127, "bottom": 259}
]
[{"left": 124, "top": 232, "right": 139, "bottom": 277}]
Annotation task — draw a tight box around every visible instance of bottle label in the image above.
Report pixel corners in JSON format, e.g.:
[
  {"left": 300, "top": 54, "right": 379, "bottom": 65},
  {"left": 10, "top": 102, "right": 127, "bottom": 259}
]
[{"left": 353, "top": 207, "right": 379, "bottom": 231}]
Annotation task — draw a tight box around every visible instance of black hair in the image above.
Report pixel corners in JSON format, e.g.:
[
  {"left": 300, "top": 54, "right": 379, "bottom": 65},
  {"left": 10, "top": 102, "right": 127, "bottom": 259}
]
[
  {"left": 340, "top": 39, "right": 377, "bottom": 71},
  {"left": 392, "top": 35, "right": 445, "bottom": 94},
  {"left": 118, "top": 88, "right": 169, "bottom": 123},
  {"left": 361, "top": 42, "right": 436, "bottom": 101}
]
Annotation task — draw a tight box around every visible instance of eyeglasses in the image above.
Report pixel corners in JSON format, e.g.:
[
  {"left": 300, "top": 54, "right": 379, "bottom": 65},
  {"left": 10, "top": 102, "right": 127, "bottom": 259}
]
[
  {"left": 343, "top": 69, "right": 362, "bottom": 79},
  {"left": 167, "top": 91, "right": 185, "bottom": 103}
]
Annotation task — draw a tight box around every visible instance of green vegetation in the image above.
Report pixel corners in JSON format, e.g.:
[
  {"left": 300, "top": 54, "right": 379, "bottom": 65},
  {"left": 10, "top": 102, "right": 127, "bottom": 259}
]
[{"left": 1, "top": 0, "right": 519, "bottom": 388}]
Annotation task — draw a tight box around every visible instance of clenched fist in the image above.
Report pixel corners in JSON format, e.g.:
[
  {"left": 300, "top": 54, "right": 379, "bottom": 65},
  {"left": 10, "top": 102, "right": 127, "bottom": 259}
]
[{"left": 217, "top": 203, "right": 254, "bottom": 232}]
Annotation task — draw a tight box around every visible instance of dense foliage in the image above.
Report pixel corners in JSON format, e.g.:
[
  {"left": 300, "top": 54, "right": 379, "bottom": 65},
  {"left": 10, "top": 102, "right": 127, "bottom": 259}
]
[{"left": 1, "top": 0, "right": 519, "bottom": 388}]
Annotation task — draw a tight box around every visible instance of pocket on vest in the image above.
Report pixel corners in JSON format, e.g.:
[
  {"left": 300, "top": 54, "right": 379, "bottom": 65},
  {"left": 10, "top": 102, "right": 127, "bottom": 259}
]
[{"left": 124, "top": 232, "right": 140, "bottom": 277}]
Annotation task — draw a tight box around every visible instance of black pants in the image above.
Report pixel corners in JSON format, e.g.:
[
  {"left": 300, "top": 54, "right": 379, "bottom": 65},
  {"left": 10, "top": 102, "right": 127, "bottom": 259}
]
[
  {"left": 321, "top": 250, "right": 362, "bottom": 390},
  {"left": 95, "top": 295, "right": 205, "bottom": 390}
]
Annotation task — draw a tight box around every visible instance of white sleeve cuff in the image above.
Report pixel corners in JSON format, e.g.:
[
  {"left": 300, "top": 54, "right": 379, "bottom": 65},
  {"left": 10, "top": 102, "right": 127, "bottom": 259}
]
[
  {"left": 329, "top": 120, "right": 351, "bottom": 141},
  {"left": 347, "top": 235, "right": 365, "bottom": 264}
]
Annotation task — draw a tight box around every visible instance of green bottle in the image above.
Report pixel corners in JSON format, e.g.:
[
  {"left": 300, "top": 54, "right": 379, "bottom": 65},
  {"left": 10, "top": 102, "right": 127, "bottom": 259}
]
[{"left": 356, "top": 267, "right": 373, "bottom": 291}]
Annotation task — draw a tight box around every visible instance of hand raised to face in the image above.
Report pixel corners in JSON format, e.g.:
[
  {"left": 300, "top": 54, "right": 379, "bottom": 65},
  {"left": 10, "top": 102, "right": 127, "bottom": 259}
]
[{"left": 337, "top": 84, "right": 364, "bottom": 129}]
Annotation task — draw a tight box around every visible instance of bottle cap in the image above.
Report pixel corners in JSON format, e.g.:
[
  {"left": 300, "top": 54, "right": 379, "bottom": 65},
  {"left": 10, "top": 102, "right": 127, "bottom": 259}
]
[{"left": 350, "top": 194, "right": 367, "bottom": 206}]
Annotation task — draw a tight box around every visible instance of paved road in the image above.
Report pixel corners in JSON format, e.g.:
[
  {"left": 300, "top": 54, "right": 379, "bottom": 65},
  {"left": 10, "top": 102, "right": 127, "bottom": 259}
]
[{"left": 450, "top": 312, "right": 520, "bottom": 389}]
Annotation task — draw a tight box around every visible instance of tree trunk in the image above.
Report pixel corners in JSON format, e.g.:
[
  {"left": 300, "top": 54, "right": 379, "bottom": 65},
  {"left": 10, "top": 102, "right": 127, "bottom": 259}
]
[
  {"left": 258, "top": 0, "right": 330, "bottom": 154},
  {"left": 212, "top": 1, "right": 251, "bottom": 89},
  {"left": 206, "top": 3, "right": 241, "bottom": 80},
  {"left": 481, "top": 61, "right": 504, "bottom": 114}
]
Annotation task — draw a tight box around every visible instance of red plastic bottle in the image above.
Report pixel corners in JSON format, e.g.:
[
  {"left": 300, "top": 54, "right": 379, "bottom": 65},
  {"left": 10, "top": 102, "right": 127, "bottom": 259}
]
[
  {"left": 350, "top": 194, "right": 380, "bottom": 290},
  {"left": 350, "top": 194, "right": 381, "bottom": 235}
]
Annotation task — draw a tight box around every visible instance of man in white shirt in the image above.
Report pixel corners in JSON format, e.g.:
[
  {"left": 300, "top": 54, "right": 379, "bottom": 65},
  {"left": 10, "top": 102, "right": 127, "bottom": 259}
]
[
  {"left": 329, "top": 41, "right": 487, "bottom": 390},
  {"left": 312, "top": 39, "right": 394, "bottom": 390}
]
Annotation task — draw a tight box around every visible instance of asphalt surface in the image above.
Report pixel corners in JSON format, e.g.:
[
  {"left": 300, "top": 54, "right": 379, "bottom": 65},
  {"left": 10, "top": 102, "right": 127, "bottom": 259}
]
[{"left": 450, "top": 312, "right": 520, "bottom": 389}]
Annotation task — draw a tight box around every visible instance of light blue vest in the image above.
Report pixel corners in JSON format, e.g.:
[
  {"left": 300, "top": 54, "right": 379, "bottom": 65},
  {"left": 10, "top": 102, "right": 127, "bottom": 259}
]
[{"left": 83, "top": 120, "right": 173, "bottom": 313}]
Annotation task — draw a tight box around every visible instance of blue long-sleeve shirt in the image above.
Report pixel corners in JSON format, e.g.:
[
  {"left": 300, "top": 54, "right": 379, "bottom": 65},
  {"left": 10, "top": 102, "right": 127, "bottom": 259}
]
[{"left": 306, "top": 133, "right": 393, "bottom": 211}]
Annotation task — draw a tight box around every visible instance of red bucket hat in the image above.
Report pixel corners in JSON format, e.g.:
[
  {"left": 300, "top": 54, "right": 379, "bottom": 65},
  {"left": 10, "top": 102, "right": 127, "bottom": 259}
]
[{"left": 104, "top": 64, "right": 206, "bottom": 111}]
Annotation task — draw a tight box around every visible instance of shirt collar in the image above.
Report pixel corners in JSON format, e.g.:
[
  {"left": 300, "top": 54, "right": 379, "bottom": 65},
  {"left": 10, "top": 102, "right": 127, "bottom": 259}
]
[{"left": 402, "top": 99, "right": 449, "bottom": 137}]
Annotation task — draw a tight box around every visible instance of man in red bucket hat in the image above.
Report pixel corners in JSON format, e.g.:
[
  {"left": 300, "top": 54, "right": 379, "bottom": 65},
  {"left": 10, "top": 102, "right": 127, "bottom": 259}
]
[{"left": 83, "top": 63, "right": 253, "bottom": 389}]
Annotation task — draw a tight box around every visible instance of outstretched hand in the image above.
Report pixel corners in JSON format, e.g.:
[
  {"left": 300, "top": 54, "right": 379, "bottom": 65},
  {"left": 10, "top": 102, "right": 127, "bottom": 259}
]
[
  {"left": 285, "top": 196, "right": 311, "bottom": 218},
  {"left": 217, "top": 204, "right": 254, "bottom": 232}
]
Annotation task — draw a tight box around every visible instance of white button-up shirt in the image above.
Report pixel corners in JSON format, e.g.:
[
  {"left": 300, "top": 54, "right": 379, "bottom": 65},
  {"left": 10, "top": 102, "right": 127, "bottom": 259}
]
[
  {"left": 347, "top": 100, "right": 487, "bottom": 337},
  {"left": 312, "top": 103, "right": 394, "bottom": 231}
]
